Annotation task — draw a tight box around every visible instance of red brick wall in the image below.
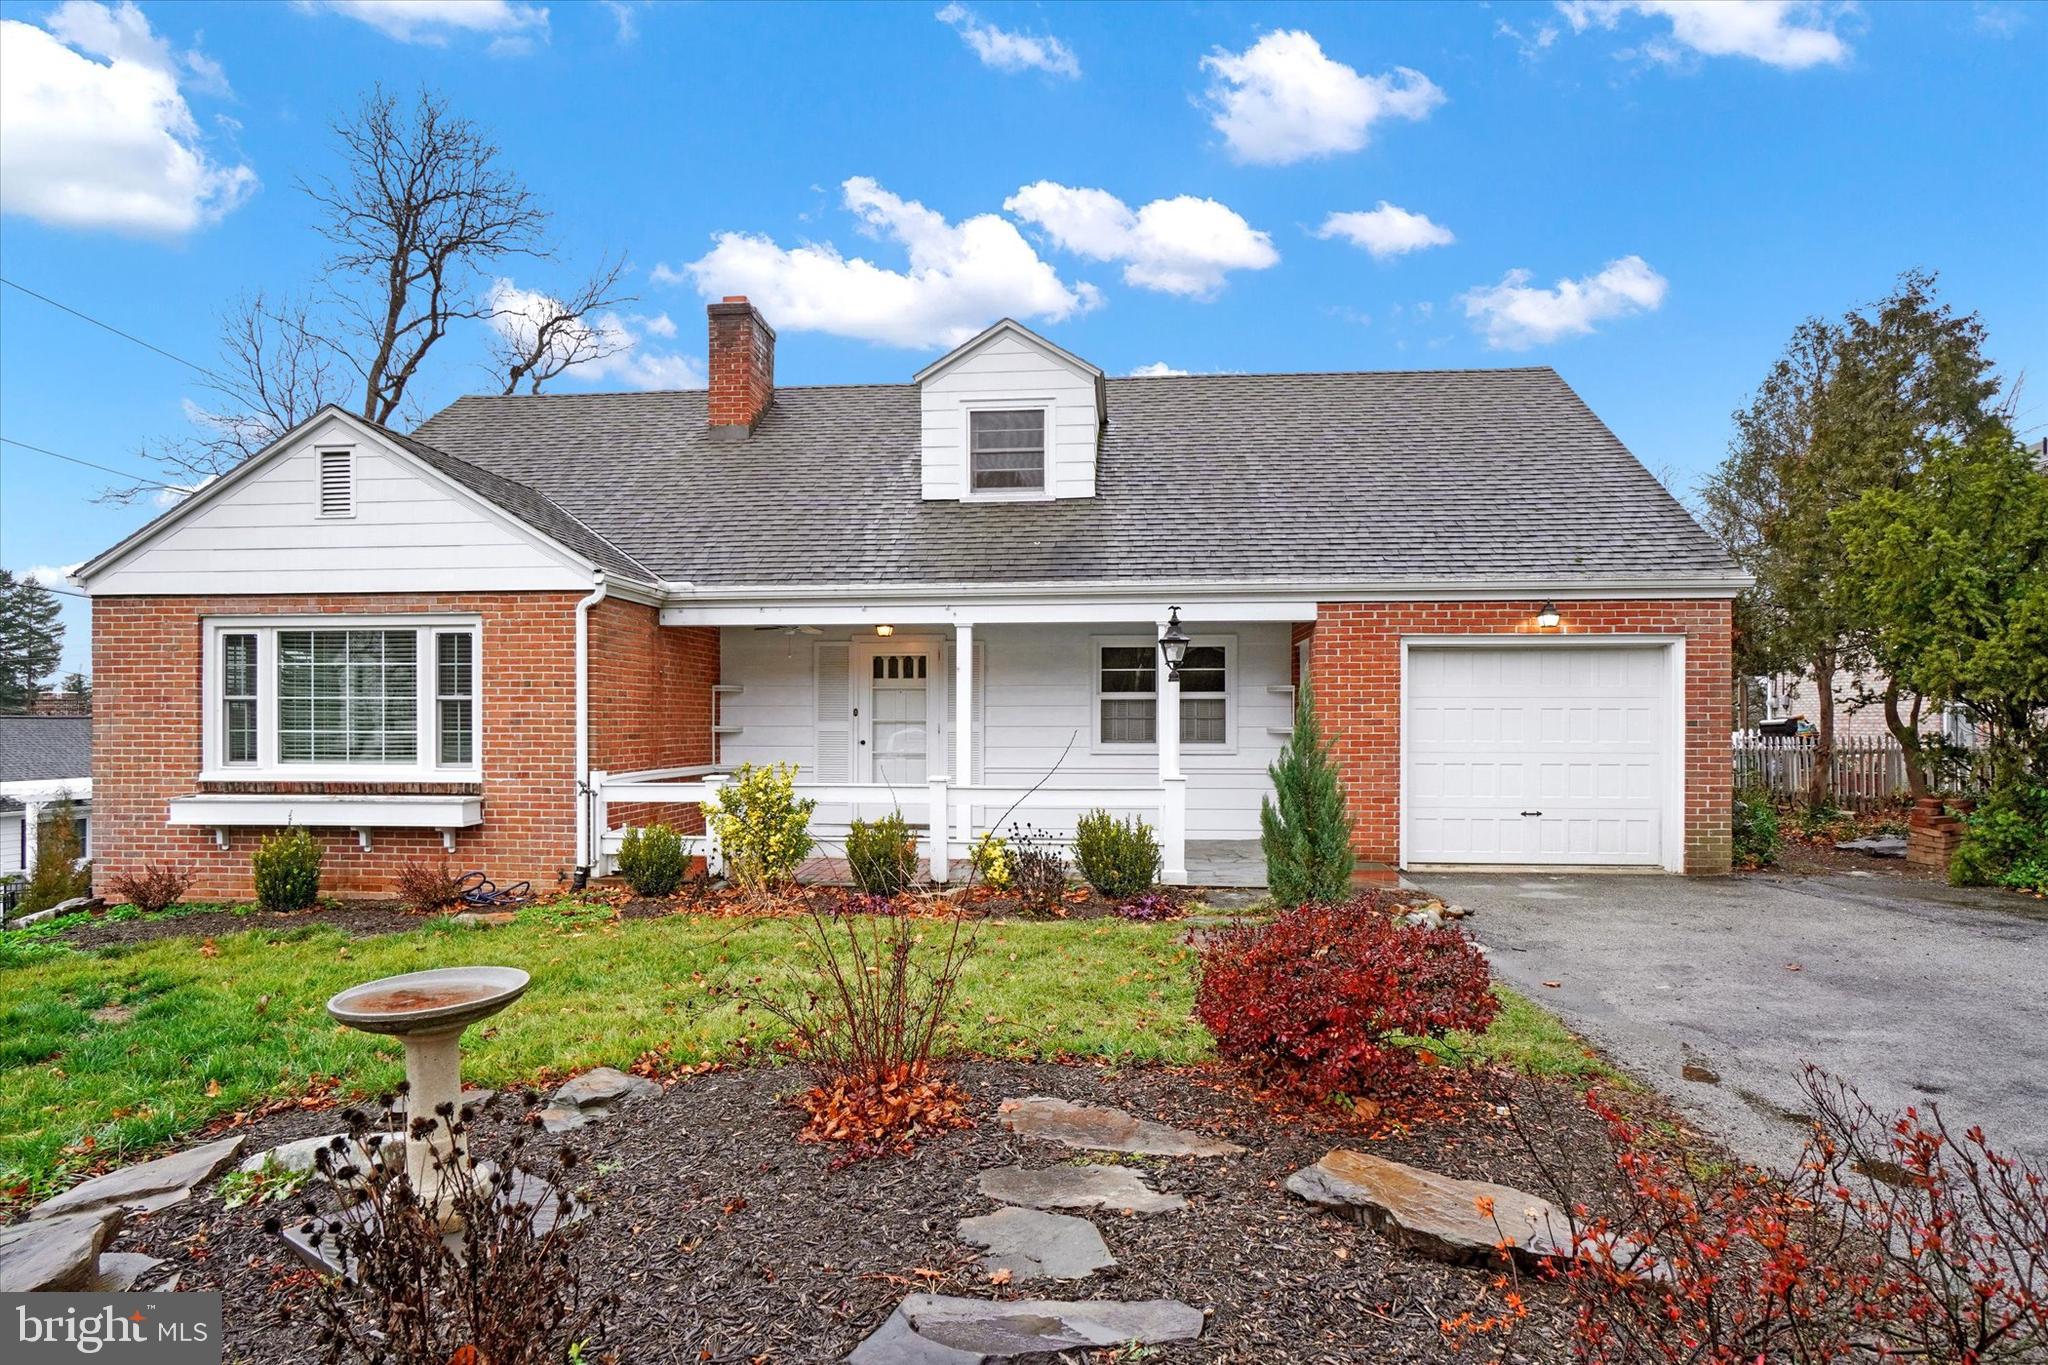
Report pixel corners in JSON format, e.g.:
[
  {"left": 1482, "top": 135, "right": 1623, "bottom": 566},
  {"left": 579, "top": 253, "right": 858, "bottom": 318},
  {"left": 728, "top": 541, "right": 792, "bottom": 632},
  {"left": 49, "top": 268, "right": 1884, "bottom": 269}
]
[
  {"left": 588, "top": 599, "right": 717, "bottom": 832},
  {"left": 1305, "top": 599, "right": 1735, "bottom": 874},
  {"left": 92, "top": 592, "right": 584, "bottom": 899}
]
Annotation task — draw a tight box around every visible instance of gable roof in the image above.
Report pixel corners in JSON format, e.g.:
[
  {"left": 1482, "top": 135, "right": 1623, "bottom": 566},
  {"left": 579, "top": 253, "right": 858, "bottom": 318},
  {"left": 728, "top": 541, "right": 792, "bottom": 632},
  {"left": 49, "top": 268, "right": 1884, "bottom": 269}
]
[
  {"left": 410, "top": 367, "right": 1738, "bottom": 590},
  {"left": 0, "top": 715, "right": 91, "bottom": 784}
]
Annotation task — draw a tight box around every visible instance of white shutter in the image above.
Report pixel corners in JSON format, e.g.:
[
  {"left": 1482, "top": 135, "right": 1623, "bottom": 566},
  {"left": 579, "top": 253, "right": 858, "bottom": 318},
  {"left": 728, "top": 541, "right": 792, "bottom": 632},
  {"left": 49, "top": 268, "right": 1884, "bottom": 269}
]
[
  {"left": 317, "top": 449, "right": 355, "bottom": 518},
  {"left": 813, "top": 641, "right": 852, "bottom": 782}
]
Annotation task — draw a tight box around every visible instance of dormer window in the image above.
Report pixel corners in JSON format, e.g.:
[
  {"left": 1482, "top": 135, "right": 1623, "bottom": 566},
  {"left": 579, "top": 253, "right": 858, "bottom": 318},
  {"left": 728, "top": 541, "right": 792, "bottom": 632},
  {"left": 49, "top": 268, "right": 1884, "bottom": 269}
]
[{"left": 969, "top": 409, "right": 1045, "bottom": 492}]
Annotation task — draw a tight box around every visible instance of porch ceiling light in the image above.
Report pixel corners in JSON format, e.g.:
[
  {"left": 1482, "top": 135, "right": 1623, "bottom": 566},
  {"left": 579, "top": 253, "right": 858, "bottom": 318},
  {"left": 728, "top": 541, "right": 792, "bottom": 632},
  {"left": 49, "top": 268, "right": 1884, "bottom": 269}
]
[
  {"left": 1159, "top": 606, "right": 1191, "bottom": 679},
  {"left": 1536, "top": 601, "right": 1562, "bottom": 629},
  {"left": 875, "top": 624, "right": 894, "bottom": 637}
]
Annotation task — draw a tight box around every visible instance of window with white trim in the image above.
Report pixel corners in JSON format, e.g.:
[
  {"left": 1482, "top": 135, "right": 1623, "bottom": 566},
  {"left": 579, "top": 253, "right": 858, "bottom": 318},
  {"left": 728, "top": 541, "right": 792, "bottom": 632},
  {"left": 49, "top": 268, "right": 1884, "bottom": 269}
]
[
  {"left": 206, "top": 620, "right": 479, "bottom": 775},
  {"left": 1093, "top": 638, "right": 1234, "bottom": 749},
  {"left": 969, "top": 409, "right": 1045, "bottom": 492}
]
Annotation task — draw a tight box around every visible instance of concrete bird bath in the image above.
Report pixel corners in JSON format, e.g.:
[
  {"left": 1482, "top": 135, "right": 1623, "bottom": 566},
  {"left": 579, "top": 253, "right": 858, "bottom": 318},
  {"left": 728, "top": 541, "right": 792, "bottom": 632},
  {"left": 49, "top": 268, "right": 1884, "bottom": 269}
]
[{"left": 327, "top": 966, "right": 529, "bottom": 1218}]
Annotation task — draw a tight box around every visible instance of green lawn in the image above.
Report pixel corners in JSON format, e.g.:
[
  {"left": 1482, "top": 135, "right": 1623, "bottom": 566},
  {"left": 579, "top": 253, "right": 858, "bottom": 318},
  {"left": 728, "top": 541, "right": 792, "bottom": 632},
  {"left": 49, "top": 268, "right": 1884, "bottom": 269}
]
[{"left": 0, "top": 902, "right": 1602, "bottom": 1199}]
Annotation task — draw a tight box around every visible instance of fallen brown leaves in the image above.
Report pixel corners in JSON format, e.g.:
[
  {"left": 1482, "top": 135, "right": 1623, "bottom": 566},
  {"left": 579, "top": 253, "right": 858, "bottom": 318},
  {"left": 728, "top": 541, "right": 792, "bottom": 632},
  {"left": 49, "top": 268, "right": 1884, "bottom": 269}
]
[{"left": 796, "top": 1064, "right": 975, "bottom": 1157}]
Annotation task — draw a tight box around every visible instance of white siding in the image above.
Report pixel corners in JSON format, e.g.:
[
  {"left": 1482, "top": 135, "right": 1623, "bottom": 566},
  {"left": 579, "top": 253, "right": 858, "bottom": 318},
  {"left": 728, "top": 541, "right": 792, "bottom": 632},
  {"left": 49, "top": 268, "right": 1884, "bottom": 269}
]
[
  {"left": 718, "top": 621, "right": 1289, "bottom": 839},
  {"left": 88, "top": 415, "right": 592, "bottom": 596},
  {"left": 920, "top": 329, "right": 1099, "bottom": 501}
]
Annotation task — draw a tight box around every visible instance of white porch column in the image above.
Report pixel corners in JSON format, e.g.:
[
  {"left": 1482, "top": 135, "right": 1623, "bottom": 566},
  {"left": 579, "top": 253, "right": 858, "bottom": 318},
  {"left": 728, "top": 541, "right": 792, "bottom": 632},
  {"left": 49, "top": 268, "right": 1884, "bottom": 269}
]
[
  {"left": 20, "top": 800, "right": 43, "bottom": 878},
  {"left": 954, "top": 623, "right": 974, "bottom": 844},
  {"left": 700, "top": 773, "right": 727, "bottom": 879},
  {"left": 587, "top": 770, "right": 609, "bottom": 877},
  {"left": 927, "top": 776, "right": 950, "bottom": 885},
  {"left": 1157, "top": 620, "right": 1188, "bottom": 885}
]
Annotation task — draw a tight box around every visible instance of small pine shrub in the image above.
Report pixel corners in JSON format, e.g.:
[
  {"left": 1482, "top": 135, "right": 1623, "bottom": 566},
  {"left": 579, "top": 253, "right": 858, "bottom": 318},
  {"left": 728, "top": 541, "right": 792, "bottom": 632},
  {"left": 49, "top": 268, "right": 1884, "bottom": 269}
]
[
  {"left": 251, "top": 826, "right": 322, "bottom": 912},
  {"left": 109, "top": 862, "right": 195, "bottom": 915},
  {"left": 1732, "top": 785, "right": 1781, "bottom": 867},
  {"left": 1072, "top": 809, "right": 1161, "bottom": 899},
  {"left": 967, "top": 832, "right": 1012, "bottom": 889},
  {"left": 20, "top": 796, "right": 92, "bottom": 913},
  {"left": 846, "top": 811, "right": 920, "bottom": 896},
  {"left": 1951, "top": 783, "right": 2048, "bottom": 891},
  {"left": 702, "top": 762, "right": 816, "bottom": 890},
  {"left": 1261, "top": 677, "right": 1356, "bottom": 907},
  {"left": 391, "top": 859, "right": 465, "bottom": 913},
  {"left": 1006, "top": 825, "right": 1068, "bottom": 915},
  {"left": 1196, "top": 897, "right": 1498, "bottom": 1098},
  {"left": 617, "top": 823, "right": 689, "bottom": 898}
]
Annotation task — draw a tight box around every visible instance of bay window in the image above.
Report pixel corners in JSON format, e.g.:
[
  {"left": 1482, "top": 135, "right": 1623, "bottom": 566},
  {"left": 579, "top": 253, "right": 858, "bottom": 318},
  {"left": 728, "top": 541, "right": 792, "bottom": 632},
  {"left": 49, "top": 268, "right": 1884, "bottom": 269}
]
[{"left": 205, "top": 618, "right": 480, "bottom": 776}]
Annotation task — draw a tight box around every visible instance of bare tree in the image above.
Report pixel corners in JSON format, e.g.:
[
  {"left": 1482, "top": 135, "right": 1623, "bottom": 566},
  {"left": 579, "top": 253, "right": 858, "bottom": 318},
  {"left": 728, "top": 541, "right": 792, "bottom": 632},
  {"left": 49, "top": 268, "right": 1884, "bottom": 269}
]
[
  {"left": 486, "top": 252, "right": 637, "bottom": 394},
  {"left": 100, "top": 292, "right": 340, "bottom": 505},
  {"left": 302, "top": 85, "right": 550, "bottom": 424}
]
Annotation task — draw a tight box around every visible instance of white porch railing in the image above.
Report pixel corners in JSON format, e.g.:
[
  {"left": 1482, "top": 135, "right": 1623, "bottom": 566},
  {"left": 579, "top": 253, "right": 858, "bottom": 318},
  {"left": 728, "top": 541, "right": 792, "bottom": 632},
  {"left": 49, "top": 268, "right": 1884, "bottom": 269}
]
[{"left": 589, "top": 765, "right": 1188, "bottom": 885}]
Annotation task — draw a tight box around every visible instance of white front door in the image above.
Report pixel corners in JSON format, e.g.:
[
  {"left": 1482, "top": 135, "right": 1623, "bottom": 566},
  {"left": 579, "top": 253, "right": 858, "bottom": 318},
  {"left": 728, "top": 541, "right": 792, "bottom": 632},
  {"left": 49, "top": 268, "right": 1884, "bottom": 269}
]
[
  {"left": 1404, "top": 643, "right": 1671, "bottom": 866},
  {"left": 855, "top": 644, "right": 936, "bottom": 791}
]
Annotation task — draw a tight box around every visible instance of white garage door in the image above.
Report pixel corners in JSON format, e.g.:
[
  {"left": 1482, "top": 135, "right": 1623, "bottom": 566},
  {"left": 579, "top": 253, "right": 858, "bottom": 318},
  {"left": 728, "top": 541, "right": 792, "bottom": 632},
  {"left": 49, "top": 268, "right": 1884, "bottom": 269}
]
[{"left": 1405, "top": 644, "right": 1671, "bottom": 866}]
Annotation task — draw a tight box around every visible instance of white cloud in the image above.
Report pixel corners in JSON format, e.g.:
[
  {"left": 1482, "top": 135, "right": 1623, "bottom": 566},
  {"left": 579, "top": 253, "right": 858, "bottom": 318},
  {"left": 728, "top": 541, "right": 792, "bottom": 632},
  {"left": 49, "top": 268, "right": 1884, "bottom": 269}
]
[
  {"left": 0, "top": 2, "right": 254, "bottom": 234},
  {"left": 485, "top": 279, "right": 703, "bottom": 390},
  {"left": 1315, "top": 203, "right": 1455, "bottom": 260},
  {"left": 300, "top": 1, "right": 550, "bottom": 53},
  {"left": 1460, "top": 255, "right": 1668, "bottom": 349},
  {"left": 599, "top": 1, "right": 645, "bottom": 43},
  {"left": 935, "top": 3, "right": 1079, "bottom": 78},
  {"left": 1199, "top": 29, "right": 1443, "bottom": 165},
  {"left": 1127, "top": 362, "right": 1190, "bottom": 377},
  {"left": 674, "top": 177, "right": 1101, "bottom": 350},
  {"left": 1556, "top": 2, "right": 1851, "bottom": 69},
  {"left": 1004, "top": 182, "right": 1278, "bottom": 297},
  {"left": 22, "top": 562, "right": 84, "bottom": 589}
]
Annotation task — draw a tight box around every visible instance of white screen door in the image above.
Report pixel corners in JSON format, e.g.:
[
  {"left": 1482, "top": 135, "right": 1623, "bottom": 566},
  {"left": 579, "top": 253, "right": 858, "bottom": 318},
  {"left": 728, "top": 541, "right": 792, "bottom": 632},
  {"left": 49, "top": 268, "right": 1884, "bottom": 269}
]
[{"left": 856, "top": 645, "right": 935, "bottom": 790}]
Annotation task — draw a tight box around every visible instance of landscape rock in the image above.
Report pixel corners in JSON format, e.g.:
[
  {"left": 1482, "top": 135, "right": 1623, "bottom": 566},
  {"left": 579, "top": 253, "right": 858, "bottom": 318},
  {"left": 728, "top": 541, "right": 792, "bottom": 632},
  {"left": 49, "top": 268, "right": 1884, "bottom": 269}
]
[
  {"left": 553, "top": 1066, "right": 659, "bottom": 1112},
  {"left": 239, "top": 1133, "right": 356, "bottom": 1178},
  {"left": 997, "top": 1097, "right": 1244, "bottom": 1158},
  {"left": 448, "top": 910, "right": 516, "bottom": 927},
  {"left": 977, "top": 1163, "right": 1186, "bottom": 1214},
  {"left": 0, "top": 1207, "right": 123, "bottom": 1292},
  {"left": 1286, "top": 1149, "right": 1570, "bottom": 1269},
  {"left": 31, "top": 1135, "right": 246, "bottom": 1220},
  {"left": 847, "top": 1294, "right": 1203, "bottom": 1363},
  {"left": 1836, "top": 834, "right": 1907, "bottom": 859},
  {"left": 535, "top": 1105, "right": 593, "bottom": 1134},
  {"left": 91, "top": 1251, "right": 166, "bottom": 1292},
  {"left": 955, "top": 1207, "right": 1115, "bottom": 1281}
]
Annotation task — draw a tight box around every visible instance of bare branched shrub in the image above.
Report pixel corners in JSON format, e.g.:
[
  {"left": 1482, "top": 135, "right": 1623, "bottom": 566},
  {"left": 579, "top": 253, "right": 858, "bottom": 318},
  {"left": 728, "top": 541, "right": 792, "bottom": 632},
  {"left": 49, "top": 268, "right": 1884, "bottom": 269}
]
[
  {"left": 391, "top": 859, "right": 466, "bottom": 913},
  {"left": 109, "top": 863, "right": 194, "bottom": 915}
]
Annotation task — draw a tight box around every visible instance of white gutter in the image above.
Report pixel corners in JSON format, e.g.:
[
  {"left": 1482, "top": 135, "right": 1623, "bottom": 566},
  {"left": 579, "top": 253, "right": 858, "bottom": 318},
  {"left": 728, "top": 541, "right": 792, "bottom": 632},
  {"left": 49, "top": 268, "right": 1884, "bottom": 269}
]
[
  {"left": 656, "top": 572, "right": 1753, "bottom": 607},
  {"left": 573, "top": 570, "right": 608, "bottom": 875}
]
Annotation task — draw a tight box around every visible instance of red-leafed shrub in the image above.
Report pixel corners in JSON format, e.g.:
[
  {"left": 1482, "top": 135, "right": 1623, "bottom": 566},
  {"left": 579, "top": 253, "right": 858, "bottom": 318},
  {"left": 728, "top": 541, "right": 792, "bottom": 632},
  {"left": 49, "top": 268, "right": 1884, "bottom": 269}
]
[{"left": 1195, "top": 897, "right": 1498, "bottom": 1098}]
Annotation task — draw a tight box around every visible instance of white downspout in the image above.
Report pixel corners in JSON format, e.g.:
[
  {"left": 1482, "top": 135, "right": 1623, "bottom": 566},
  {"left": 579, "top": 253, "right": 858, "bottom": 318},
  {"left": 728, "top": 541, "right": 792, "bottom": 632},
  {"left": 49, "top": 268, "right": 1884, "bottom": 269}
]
[{"left": 574, "top": 571, "right": 608, "bottom": 878}]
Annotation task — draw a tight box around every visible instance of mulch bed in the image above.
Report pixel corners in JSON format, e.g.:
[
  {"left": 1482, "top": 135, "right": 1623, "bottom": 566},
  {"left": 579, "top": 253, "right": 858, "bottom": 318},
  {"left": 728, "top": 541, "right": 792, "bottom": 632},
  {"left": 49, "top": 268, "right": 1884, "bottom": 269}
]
[
  {"left": 1747, "top": 837, "right": 1941, "bottom": 882},
  {"left": 106, "top": 1059, "right": 1653, "bottom": 1363},
  {"left": 47, "top": 901, "right": 439, "bottom": 950}
]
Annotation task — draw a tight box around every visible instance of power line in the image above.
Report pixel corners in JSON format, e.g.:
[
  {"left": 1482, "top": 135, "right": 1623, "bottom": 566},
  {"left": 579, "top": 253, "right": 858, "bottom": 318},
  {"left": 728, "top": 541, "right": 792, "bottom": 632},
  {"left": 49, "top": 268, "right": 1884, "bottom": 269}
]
[
  {"left": 0, "top": 436, "right": 180, "bottom": 491},
  {"left": 0, "top": 275, "right": 235, "bottom": 389}
]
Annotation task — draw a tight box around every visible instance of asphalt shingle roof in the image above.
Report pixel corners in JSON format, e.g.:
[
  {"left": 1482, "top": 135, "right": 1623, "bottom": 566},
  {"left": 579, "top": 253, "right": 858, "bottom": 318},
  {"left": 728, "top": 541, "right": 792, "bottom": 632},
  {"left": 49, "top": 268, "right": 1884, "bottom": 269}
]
[
  {"left": 0, "top": 715, "right": 91, "bottom": 784},
  {"left": 407, "top": 367, "right": 1736, "bottom": 588}
]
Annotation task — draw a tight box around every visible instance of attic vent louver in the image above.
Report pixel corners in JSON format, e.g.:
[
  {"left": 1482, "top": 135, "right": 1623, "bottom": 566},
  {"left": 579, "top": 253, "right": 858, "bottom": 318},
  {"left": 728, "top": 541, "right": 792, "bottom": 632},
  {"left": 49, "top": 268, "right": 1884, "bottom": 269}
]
[{"left": 318, "top": 449, "right": 355, "bottom": 518}]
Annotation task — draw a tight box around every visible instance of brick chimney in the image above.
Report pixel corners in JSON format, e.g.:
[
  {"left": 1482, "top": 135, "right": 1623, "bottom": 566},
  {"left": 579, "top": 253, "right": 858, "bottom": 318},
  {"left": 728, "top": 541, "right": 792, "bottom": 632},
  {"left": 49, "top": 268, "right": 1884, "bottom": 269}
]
[{"left": 707, "top": 296, "right": 775, "bottom": 438}]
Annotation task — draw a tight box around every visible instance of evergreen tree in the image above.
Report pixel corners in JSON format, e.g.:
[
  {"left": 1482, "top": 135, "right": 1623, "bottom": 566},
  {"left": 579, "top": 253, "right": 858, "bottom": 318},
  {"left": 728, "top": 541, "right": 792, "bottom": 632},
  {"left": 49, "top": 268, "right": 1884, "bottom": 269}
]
[
  {"left": 22, "top": 796, "right": 92, "bottom": 913},
  {"left": 0, "top": 569, "right": 65, "bottom": 713},
  {"left": 1260, "top": 676, "right": 1355, "bottom": 906}
]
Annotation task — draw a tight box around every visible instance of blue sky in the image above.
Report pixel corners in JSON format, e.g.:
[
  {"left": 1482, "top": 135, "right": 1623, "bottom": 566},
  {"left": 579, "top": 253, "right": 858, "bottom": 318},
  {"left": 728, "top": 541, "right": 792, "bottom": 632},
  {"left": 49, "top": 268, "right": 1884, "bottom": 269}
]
[{"left": 1, "top": 0, "right": 2043, "bottom": 676}]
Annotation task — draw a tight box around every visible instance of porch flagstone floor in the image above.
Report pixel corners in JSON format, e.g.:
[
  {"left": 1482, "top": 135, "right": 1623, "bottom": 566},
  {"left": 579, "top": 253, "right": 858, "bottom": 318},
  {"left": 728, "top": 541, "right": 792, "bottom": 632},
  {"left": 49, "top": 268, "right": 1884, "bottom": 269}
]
[{"left": 789, "top": 840, "right": 1268, "bottom": 891}]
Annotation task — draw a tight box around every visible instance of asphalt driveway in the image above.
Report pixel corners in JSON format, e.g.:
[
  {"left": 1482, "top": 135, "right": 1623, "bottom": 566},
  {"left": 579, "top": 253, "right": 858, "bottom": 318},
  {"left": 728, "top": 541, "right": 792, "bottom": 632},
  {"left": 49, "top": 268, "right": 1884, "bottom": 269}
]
[{"left": 1414, "top": 871, "right": 2048, "bottom": 1170}]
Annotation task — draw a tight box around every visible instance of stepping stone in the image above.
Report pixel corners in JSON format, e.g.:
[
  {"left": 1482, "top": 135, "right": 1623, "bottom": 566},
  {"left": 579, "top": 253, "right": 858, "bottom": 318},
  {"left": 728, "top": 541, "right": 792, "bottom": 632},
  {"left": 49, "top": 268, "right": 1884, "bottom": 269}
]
[
  {"left": 997, "top": 1097, "right": 1244, "bottom": 1158},
  {"left": 956, "top": 1207, "right": 1114, "bottom": 1281},
  {"left": 238, "top": 1133, "right": 378, "bottom": 1179},
  {"left": 0, "top": 1207, "right": 123, "bottom": 1292},
  {"left": 91, "top": 1251, "right": 165, "bottom": 1292},
  {"left": 1286, "top": 1149, "right": 1571, "bottom": 1269},
  {"left": 552, "top": 1066, "right": 659, "bottom": 1112},
  {"left": 846, "top": 1294, "right": 1203, "bottom": 1363},
  {"left": 977, "top": 1163, "right": 1186, "bottom": 1214},
  {"left": 31, "top": 1135, "right": 245, "bottom": 1220}
]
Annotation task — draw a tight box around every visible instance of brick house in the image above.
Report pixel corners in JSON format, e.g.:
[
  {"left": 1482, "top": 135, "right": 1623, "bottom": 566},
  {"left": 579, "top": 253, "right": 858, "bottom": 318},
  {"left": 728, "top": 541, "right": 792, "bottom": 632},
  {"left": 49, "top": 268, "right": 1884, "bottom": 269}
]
[{"left": 76, "top": 301, "right": 1745, "bottom": 898}]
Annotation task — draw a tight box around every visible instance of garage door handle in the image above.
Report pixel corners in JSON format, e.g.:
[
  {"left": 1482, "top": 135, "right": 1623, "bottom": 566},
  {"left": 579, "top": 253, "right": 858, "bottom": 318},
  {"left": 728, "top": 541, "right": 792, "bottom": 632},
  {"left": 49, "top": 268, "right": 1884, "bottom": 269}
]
[{"left": 1520, "top": 810, "right": 1543, "bottom": 817}]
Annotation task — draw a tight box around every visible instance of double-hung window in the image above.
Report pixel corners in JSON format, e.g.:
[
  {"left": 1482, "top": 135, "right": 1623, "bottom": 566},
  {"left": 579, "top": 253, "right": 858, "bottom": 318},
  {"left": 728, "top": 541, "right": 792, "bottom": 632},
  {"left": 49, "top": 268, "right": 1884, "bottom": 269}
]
[
  {"left": 1093, "top": 637, "right": 1234, "bottom": 750},
  {"left": 968, "top": 409, "right": 1046, "bottom": 492},
  {"left": 207, "top": 619, "right": 480, "bottom": 776}
]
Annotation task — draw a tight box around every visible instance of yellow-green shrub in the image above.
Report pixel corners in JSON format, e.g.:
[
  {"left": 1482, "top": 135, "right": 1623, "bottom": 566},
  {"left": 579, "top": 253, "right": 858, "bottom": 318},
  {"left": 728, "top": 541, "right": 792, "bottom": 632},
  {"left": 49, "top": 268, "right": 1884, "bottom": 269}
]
[
  {"left": 967, "top": 832, "right": 1011, "bottom": 889},
  {"left": 702, "top": 762, "right": 816, "bottom": 890}
]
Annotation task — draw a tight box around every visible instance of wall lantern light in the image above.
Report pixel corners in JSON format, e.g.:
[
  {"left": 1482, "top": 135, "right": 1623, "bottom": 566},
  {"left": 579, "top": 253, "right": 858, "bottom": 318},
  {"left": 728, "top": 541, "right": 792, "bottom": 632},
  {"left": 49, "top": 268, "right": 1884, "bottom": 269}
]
[
  {"left": 875, "top": 624, "right": 894, "bottom": 637},
  {"left": 1158, "top": 606, "right": 1191, "bottom": 679},
  {"left": 1536, "top": 601, "right": 1562, "bottom": 630}
]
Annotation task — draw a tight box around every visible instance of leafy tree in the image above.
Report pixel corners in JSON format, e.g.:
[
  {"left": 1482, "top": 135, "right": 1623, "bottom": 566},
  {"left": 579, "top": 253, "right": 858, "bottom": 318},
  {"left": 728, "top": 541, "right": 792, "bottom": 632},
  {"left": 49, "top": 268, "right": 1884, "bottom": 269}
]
[
  {"left": 1261, "top": 676, "right": 1355, "bottom": 906},
  {"left": 1837, "top": 426, "right": 2048, "bottom": 791},
  {"left": 1703, "top": 271, "right": 2001, "bottom": 801},
  {"left": 21, "top": 796, "right": 92, "bottom": 913},
  {"left": 0, "top": 569, "right": 64, "bottom": 713}
]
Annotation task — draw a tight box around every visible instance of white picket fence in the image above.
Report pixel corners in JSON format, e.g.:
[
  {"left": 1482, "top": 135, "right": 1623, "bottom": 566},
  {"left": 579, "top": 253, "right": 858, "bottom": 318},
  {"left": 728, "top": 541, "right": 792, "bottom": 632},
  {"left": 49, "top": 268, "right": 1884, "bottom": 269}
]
[{"left": 1731, "top": 734, "right": 1981, "bottom": 810}]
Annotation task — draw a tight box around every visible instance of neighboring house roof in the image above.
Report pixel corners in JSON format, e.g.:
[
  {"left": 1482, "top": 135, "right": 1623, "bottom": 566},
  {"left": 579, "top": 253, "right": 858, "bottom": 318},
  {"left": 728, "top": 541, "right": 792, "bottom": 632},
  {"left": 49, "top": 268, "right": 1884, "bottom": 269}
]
[
  {"left": 0, "top": 715, "right": 91, "bottom": 784},
  {"left": 410, "top": 367, "right": 1737, "bottom": 588}
]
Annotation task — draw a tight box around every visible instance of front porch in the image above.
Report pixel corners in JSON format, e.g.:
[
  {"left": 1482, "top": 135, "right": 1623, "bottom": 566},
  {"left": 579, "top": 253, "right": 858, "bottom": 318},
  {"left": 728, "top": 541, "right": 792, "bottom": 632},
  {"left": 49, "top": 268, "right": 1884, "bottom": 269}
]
[{"left": 590, "top": 612, "right": 1309, "bottom": 888}]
